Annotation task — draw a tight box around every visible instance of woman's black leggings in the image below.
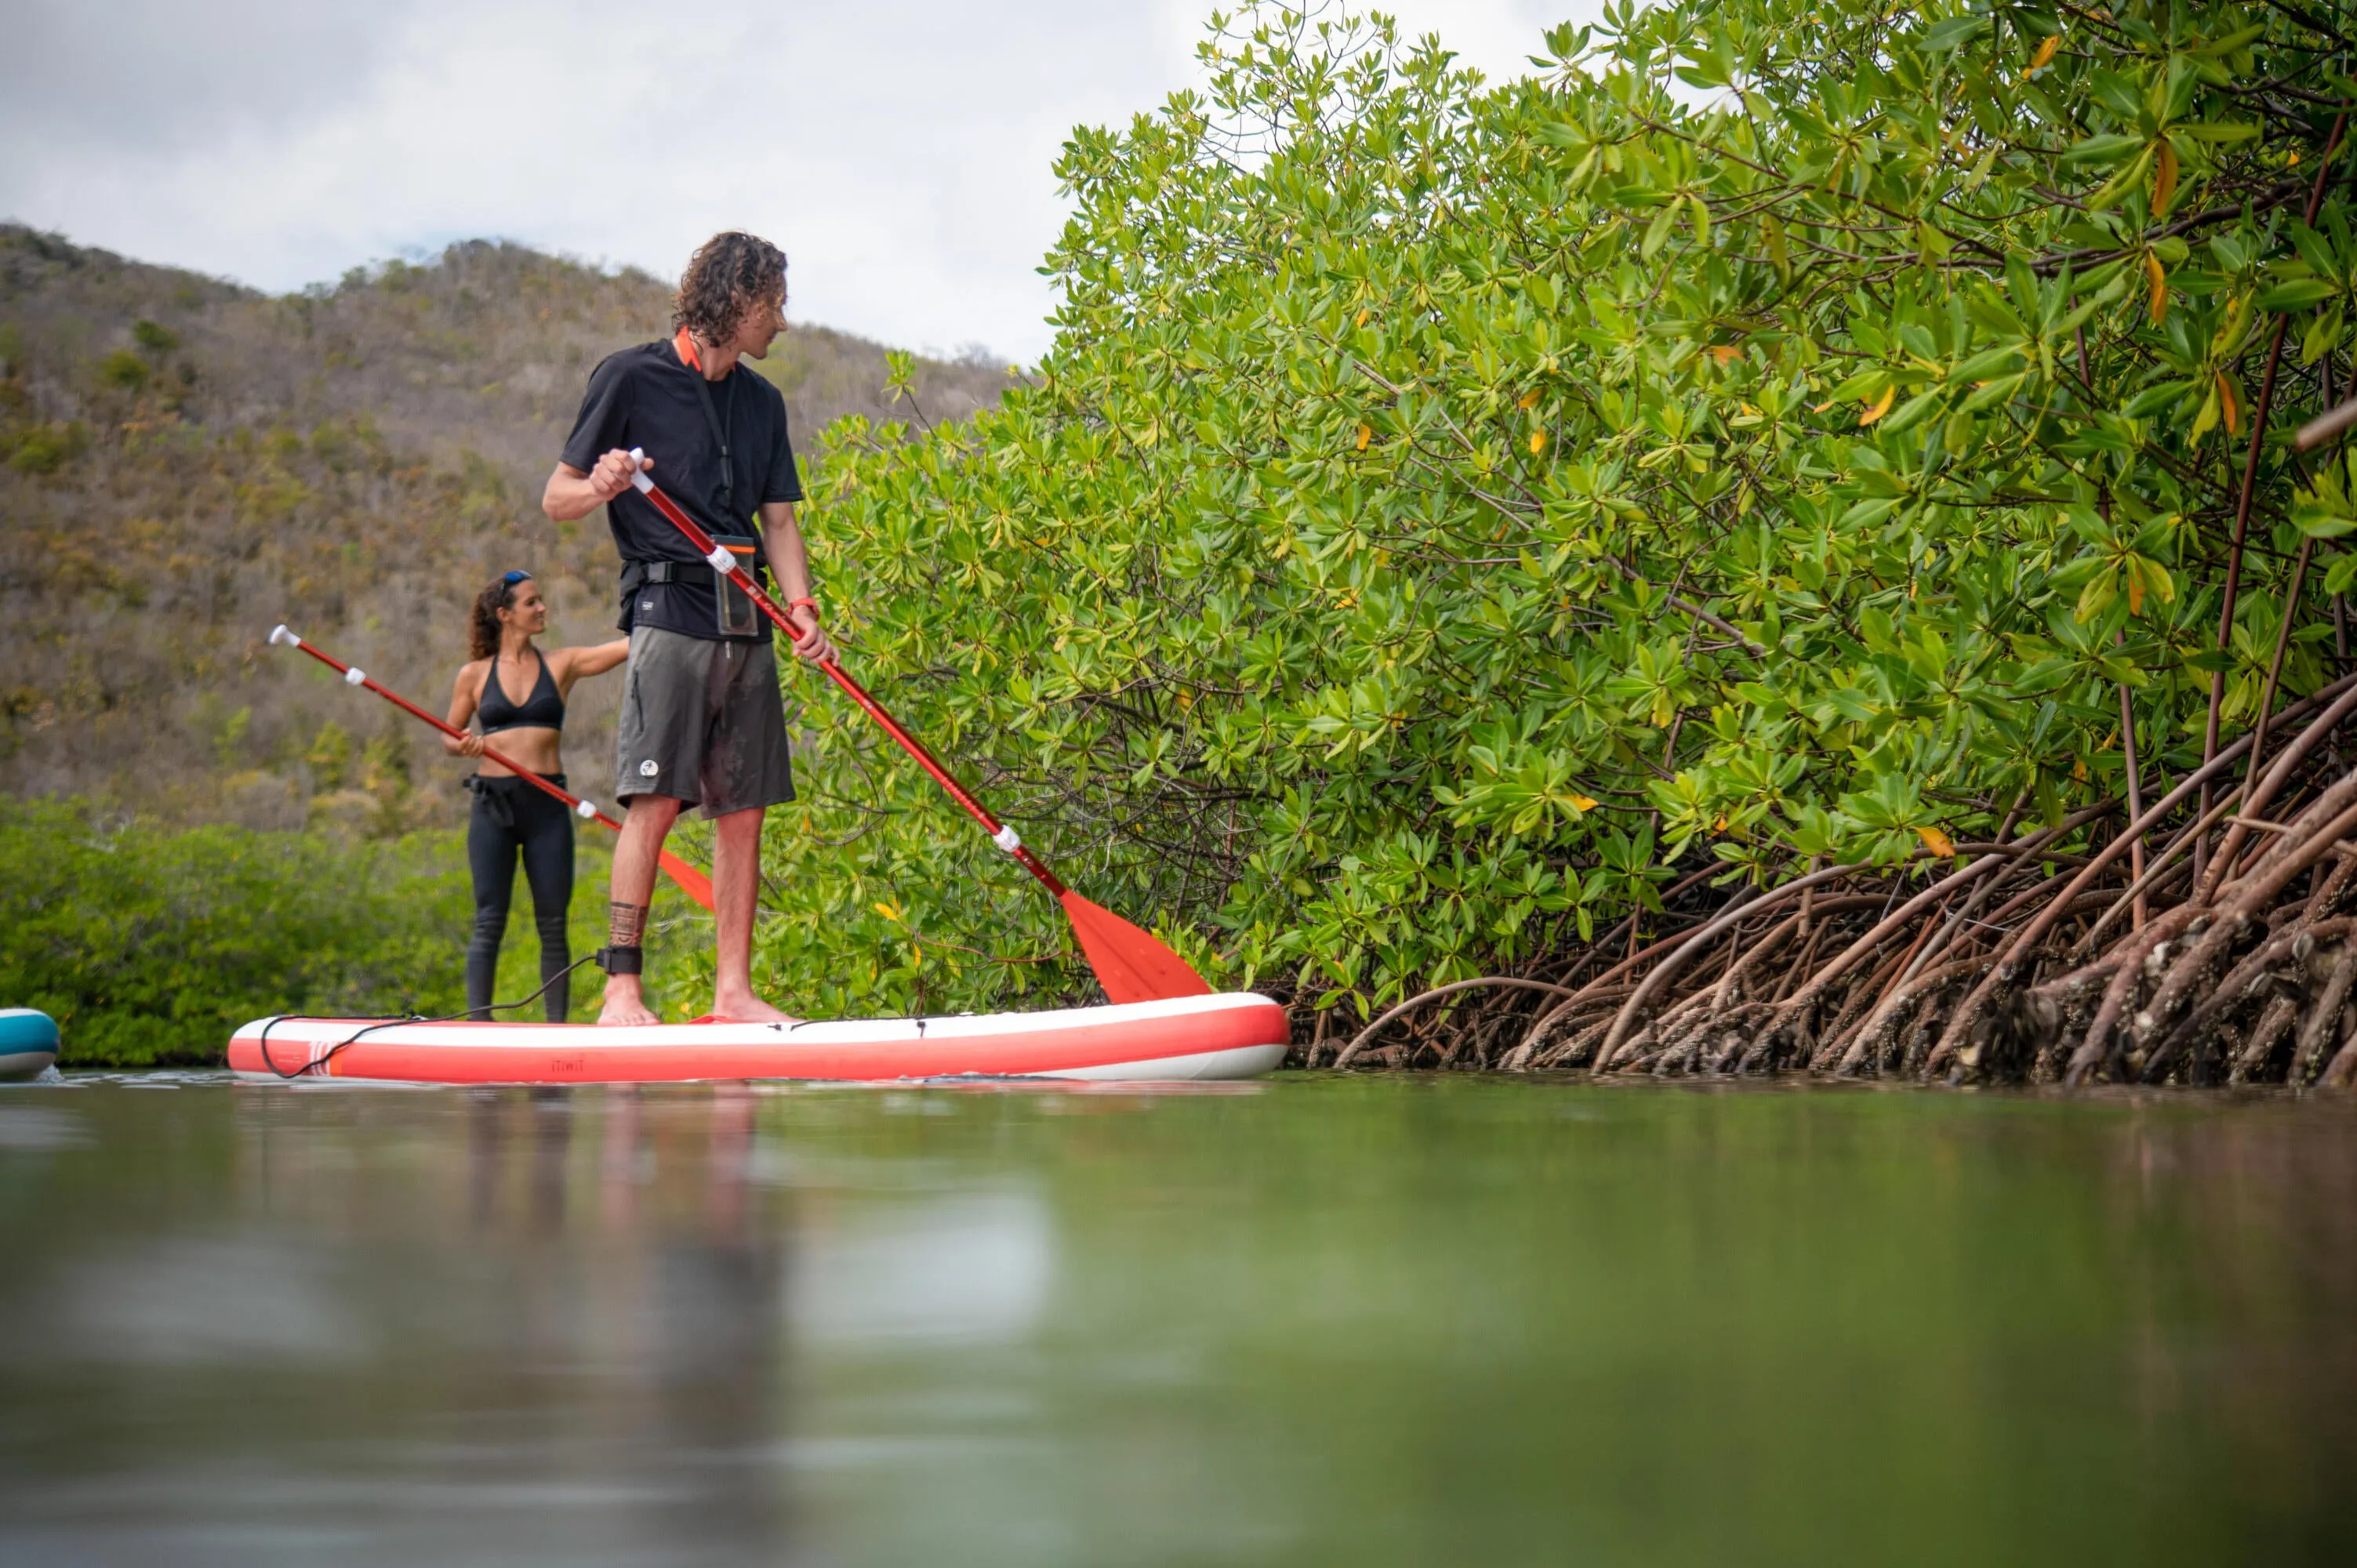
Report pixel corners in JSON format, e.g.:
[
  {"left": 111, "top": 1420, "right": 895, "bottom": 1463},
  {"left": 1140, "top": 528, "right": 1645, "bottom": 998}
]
[{"left": 466, "top": 774, "right": 575, "bottom": 1022}]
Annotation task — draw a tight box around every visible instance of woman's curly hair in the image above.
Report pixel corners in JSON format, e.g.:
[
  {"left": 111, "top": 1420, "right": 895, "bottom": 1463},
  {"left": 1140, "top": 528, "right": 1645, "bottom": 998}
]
[
  {"left": 469, "top": 575, "right": 528, "bottom": 661},
  {"left": 674, "top": 231, "right": 787, "bottom": 345}
]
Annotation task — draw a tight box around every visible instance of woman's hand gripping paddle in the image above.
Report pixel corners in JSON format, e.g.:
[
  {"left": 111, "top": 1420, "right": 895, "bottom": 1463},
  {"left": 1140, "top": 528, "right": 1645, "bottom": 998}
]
[
  {"left": 622, "top": 449, "right": 1211, "bottom": 1004},
  {"left": 267, "top": 626, "right": 717, "bottom": 912}
]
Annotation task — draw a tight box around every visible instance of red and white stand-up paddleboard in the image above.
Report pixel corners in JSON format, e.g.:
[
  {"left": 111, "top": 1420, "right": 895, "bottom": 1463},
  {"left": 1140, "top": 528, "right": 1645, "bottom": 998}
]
[{"left": 228, "top": 993, "right": 1289, "bottom": 1086}]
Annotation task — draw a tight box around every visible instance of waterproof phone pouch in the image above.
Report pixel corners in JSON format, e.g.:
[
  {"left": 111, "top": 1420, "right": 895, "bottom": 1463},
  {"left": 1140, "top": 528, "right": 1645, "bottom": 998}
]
[{"left": 714, "top": 535, "right": 760, "bottom": 637}]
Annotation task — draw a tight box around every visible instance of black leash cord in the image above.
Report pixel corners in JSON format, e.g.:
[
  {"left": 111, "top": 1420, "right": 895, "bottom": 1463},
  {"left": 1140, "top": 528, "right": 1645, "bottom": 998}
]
[{"left": 253, "top": 953, "right": 602, "bottom": 1080}]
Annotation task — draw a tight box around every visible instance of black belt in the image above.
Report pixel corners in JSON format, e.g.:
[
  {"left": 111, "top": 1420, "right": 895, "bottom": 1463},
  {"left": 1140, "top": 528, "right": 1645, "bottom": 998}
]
[{"left": 621, "top": 559, "right": 720, "bottom": 591}]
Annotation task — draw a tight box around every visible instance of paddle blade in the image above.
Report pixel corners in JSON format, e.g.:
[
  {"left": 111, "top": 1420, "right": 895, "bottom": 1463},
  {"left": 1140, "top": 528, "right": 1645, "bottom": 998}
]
[
  {"left": 1059, "top": 890, "right": 1212, "bottom": 1004},
  {"left": 659, "top": 849, "right": 716, "bottom": 912}
]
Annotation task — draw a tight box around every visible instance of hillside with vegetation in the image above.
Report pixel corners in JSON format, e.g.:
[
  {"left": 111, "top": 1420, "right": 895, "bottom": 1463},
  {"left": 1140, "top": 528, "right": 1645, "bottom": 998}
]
[
  {"left": 735, "top": 0, "right": 2357, "bottom": 1087},
  {"left": 0, "top": 227, "right": 1011, "bottom": 829}
]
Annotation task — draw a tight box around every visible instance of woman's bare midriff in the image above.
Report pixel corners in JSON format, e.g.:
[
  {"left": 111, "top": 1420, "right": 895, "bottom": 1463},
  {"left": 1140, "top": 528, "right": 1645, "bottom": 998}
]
[{"left": 475, "top": 725, "right": 564, "bottom": 777}]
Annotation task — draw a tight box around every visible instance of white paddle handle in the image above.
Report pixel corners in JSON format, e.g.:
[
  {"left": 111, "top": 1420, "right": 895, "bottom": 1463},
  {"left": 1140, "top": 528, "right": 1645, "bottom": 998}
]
[{"left": 627, "top": 447, "right": 653, "bottom": 493}]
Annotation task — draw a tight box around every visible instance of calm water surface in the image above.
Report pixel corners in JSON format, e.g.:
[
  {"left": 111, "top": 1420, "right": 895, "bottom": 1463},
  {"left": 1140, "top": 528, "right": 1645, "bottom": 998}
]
[{"left": 1, "top": 1073, "right": 2353, "bottom": 1565}]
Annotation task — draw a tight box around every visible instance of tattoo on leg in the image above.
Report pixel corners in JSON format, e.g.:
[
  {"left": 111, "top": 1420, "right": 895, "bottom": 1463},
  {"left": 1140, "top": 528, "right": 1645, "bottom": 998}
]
[{"left": 607, "top": 902, "right": 649, "bottom": 949}]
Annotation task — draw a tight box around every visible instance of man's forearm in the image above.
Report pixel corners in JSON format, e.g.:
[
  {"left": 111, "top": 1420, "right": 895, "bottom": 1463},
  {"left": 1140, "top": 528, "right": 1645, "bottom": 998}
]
[
  {"left": 775, "top": 533, "right": 814, "bottom": 602},
  {"left": 764, "top": 504, "right": 815, "bottom": 601},
  {"left": 543, "top": 464, "right": 605, "bottom": 521},
  {"left": 756, "top": 501, "right": 832, "bottom": 659}
]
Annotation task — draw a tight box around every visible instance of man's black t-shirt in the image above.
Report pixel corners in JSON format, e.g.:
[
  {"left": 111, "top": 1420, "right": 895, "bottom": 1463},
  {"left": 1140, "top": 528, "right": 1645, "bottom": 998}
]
[{"left": 560, "top": 340, "right": 804, "bottom": 641}]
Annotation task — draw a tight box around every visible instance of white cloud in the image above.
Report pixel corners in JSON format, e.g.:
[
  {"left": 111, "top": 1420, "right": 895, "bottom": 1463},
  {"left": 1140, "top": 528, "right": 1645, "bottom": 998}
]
[{"left": 0, "top": 1, "right": 1600, "bottom": 362}]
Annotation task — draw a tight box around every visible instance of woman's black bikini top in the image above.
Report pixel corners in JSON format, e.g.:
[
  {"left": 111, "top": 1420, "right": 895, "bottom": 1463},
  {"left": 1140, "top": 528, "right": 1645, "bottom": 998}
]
[{"left": 478, "top": 650, "right": 565, "bottom": 734}]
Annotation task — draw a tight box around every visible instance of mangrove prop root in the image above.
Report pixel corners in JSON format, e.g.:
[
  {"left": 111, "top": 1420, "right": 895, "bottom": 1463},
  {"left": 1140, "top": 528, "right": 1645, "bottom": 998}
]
[
  {"left": 1335, "top": 976, "right": 1585, "bottom": 1069},
  {"left": 1313, "top": 700, "right": 2357, "bottom": 1087},
  {"left": 1310, "top": 693, "right": 2357, "bottom": 1084},
  {"left": 1938, "top": 677, "right": 2357, "bottom": 1056},
  {"left": 2292, "top": 940, "right": 2357, "bottom": 1083},
  {"left": 1834, "top": 957, "right": 1986, "bottom": 1076},
  {"left": 2232, "top": 993, "right": 2301, "bottom": 1085},
  {"left": 2322, "top": 1026, "right": 2357, "bottom": 1088},
  {"left": 2063, "top": 903, "right": 2207, "bottom": 1086},
  {"left": 2131, "top": 797, "right": 2357, "bottom": 1081},
  {"left": 2172, "top": 916, "right": 2357, "bottom": 1062}
]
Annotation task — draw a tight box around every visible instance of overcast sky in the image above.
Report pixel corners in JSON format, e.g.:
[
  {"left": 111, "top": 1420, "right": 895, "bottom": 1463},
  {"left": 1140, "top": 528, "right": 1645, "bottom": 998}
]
[{"left": 1, "top": 0, "right": 1599, "bottom": 363}]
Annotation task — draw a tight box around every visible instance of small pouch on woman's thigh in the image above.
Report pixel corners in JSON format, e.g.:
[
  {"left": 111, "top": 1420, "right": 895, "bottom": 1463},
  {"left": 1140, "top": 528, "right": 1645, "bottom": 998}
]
[{"left": 464, "top": 774, "right": 516, "bottom": 830}]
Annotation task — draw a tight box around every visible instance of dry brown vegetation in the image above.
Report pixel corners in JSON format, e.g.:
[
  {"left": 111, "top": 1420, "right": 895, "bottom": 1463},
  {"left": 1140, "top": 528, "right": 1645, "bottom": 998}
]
[{"left": 0, "top": 225, "right": 1011, "bottom": 829}]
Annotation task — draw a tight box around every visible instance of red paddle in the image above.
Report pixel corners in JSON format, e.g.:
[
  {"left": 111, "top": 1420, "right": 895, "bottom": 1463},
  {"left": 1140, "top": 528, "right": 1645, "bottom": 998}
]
[
  {"left": 621, "top": 448, "right": 1211, "bottom": 1004},
  {"left": 268, "top": 625, "right": 717, "bottom": 912}
]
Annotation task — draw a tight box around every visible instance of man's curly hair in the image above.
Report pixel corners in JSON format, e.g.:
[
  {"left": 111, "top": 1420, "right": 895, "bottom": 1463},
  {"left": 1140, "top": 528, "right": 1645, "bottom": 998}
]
[{"left": 674, "top": 231, "right": 787, "bottom": 344}]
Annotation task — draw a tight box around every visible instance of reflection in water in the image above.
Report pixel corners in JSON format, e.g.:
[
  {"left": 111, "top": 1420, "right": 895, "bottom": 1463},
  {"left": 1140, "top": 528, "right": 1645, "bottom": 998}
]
[
  {"left": 0, "top": 1078, "right": 2354, "bottom": 1566},
  {"left": 447, "top": 1084, "right": 793, "bottom": 1563},
  {"left": 793, "top": 1192, "right": 1050, "bottom": 1349},
  {"left": 0, "top": 1084, "right": 800, "bottom": 1566},
  {"left": 51, "top": 1236, "right": 362, "bottom": 1369}
]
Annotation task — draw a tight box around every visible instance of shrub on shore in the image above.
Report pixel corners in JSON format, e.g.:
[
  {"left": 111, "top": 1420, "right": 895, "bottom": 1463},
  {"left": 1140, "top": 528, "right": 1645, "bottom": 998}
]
[
  {"left": 0, "top": 799, "right": 712, "bottom": 1066},
  {"left": 0, "top": 799, "right": 475, "bottom": 1065}
]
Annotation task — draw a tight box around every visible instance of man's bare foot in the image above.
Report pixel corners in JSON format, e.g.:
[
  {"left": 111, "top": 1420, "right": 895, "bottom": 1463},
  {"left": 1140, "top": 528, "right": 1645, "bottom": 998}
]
[
  {"left": 710, "top": 992, "right": 798, "bottom": 1025},
  {"left": 597, "top": 978, "right": 662, "bottom": 1027}
]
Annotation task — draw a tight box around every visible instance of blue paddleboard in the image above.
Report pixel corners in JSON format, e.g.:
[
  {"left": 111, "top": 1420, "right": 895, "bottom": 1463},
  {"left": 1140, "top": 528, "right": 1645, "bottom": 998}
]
[{"left": 0, "top": 1009, "right": 60, "bottom": 1080}]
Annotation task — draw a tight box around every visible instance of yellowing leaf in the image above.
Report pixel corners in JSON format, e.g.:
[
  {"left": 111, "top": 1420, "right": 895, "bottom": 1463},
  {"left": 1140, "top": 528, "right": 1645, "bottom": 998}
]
[
  {"left": 2137, "top": 555, "right": 2177, "bottom": 608},
  {"left": 2072, "top": 757, "right": 2090, "bottom": 783},
  {"left": 1519, "top": 387, "right": 1542, "bottom": 409},
  {"left": 1356, "top": 422, "right": 1372, "bottom": 452},
  {"left": 1710, "top": 345, "right": 1742, "bottom": 365},
  {"left": 1528, "top": 428, "right": 1546, "bottom": 455},
  {"left": 2217, "top": 370, "right": 2241, "bottom": 436},
  {"left": 874, "top": 902, "right": 900, "bottom": 921},
  {"left": 2023, "top": 34, "right": 2060, "bottom": 78},
  {"left": 2126, "top": 572, "right": 2145, "bottom": 615},
  {"left": 1355, "top": 307, "right": 1369, "bottom": 328},
  {"left": 2152, "top": 136, "right": 2178, "bottom": 214},
  {"left": 2145, "top": 251, "right": 2168, "bottom": 325},
  {"left": 1917, "top": 825, "right": 1956, "bottom": 858},
  {"left": 1572, "top": 795, "right": 1599, "bottom": 812},
  {"left": 1859, "top": 384, "right": 1898, "bottom": 425}
]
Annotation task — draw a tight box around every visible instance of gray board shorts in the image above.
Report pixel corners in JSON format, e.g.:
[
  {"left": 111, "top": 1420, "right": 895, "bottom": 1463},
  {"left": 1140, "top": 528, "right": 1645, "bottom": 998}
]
[{"left": 615, "top": 626, "right": 795, "bottom": 818}]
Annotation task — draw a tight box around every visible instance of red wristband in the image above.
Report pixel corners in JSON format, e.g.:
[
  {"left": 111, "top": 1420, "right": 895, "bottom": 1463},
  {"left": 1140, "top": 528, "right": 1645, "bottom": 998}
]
[{"left": 788, "top": 597, "right": 819, "bottom": 614}]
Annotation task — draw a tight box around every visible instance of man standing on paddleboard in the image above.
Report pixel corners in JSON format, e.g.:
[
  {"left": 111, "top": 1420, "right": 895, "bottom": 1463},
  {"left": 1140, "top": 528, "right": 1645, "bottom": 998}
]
[{"left": 542, "top": 231, "right": 833, "bottom": 1025}]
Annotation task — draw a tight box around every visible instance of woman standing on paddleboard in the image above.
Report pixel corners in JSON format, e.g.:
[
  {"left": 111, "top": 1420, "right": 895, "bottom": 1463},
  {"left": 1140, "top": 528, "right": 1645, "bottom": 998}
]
[{"left": 445, "top": 571, "right": 628, "bottom": 1021}]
